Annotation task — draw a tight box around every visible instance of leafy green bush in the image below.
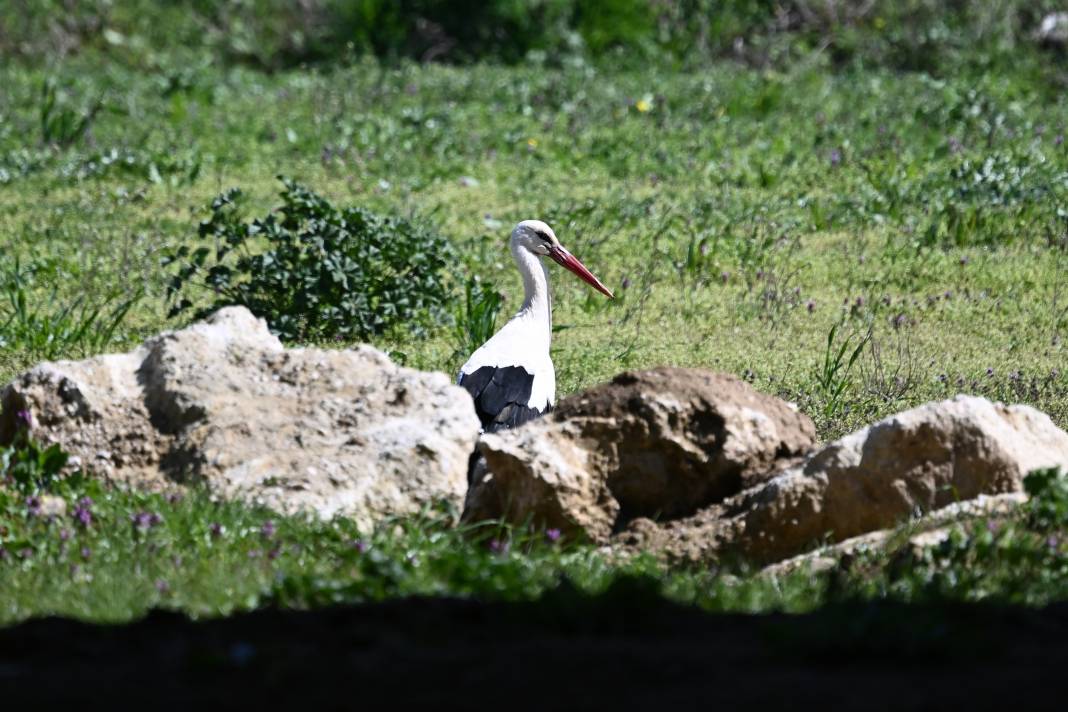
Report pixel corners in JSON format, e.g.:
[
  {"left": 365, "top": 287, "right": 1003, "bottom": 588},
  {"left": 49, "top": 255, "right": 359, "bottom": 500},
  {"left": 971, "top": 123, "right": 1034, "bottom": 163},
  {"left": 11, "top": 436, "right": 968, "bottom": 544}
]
[
  {"left": 1024, "top": 468, "right": 1068, "bottom": 532},
  {"left": 164, "top": 178, "right": 454, "bottom": 343},
  {"left": 3, "top": 0, "right": 1065, "bottom": 70}
]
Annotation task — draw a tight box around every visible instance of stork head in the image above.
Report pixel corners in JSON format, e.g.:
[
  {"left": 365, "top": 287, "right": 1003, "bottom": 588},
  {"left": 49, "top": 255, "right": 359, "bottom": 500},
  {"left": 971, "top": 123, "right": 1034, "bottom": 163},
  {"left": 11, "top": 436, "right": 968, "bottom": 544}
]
[{"left": 511, "top": 220, "right": 614, "bottom": 298}]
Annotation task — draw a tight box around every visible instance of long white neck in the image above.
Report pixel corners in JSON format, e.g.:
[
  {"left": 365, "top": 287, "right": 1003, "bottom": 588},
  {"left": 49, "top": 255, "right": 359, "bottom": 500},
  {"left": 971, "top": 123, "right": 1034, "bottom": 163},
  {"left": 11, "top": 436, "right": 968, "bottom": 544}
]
[{"left": 511, "top": 243, "right": 552, "bottom": 347}]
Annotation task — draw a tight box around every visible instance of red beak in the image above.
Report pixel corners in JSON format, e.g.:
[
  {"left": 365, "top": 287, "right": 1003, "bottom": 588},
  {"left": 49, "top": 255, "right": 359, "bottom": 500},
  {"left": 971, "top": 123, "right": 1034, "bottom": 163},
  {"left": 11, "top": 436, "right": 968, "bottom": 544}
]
[{"left": 549, "top": 245, "right": 614, "bottom": 299}]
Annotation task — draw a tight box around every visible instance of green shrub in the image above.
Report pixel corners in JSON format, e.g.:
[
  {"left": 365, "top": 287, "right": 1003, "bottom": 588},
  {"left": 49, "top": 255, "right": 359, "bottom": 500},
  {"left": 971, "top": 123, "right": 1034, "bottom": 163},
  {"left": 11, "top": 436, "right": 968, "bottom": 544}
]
[
  {"left": 4, "top": 0, "right": 1064, "bottom": 70},
  {"left": 0, "top": 426, "right": 71, "bottom": 495},
  {"left": 164, "top": 178, "right": 454, "bottom": 343},
  {"left": 1024, "top": 468, "right": 1068, "bottom": 532}
]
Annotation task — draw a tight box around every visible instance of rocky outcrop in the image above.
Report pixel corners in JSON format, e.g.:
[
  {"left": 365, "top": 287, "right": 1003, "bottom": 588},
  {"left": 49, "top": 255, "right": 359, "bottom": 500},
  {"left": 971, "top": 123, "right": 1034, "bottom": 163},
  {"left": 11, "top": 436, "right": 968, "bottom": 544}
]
[
  {"left": 470, "top": 378, "right": 1068, "bottom": 566},
  {"left": 722, "top": 396, "right": 1068, "bottom": 564},
  {"left": 0, "top": 307, "right": 481, "bottom": 529},
  {"left": 464, "top": 368, "right": 817, "bottom": 541}
]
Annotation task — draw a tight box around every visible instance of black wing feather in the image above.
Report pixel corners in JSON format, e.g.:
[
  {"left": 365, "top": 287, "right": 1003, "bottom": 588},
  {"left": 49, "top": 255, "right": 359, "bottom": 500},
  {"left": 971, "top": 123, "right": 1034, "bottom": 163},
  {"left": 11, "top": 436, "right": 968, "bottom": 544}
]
[{"left": 459, "top": 365, "right": 547, "bottom": 433}]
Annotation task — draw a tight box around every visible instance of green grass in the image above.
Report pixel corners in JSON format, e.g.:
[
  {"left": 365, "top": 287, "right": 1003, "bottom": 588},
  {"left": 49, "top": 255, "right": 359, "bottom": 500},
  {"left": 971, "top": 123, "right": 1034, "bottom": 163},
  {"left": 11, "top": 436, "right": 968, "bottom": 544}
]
[
  {"left": 1, "top": 6, "right": 1068, "bottom": 623},
  {"left": 2, "top": 452, "right": 1065, "bottom": 625}
]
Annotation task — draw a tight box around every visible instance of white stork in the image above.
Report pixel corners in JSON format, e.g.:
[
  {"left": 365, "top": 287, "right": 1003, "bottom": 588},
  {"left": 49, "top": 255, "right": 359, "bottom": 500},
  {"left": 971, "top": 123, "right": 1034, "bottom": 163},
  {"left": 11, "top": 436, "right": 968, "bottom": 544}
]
[{"left": 458, "top": 220, "right": 614, "bottom": 433}]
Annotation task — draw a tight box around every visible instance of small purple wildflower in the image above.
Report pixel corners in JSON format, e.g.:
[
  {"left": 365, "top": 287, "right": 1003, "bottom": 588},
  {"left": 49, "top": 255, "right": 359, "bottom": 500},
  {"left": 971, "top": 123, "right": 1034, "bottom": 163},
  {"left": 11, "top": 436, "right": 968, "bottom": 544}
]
[
  {"left": 938, "top": 373, "right": 948, "bottom": 384},
  {"left": 25, "top": 496, "right": 41, "bottom": 517},
  {"left": 155, "top": 579, "right": 169, "bottom": 593},
  {"left": 80, "top": 546, "right": 91, "bottom": 560},
  {"left": 854, "top": 296, "right": 865, "bottom": 308},
  {"left": 891, "top": 313, "right": 907, "bottom": 329},
  {"left": 986, "top": 367, "right": 994, "bottom": 377},
  {"left": 1056, "top": 134, "right": 1064, "bottom": 147},
  {"left": 209, "top": 522, "right": 223, "bottom": 538},
  {"left": 59, "top": 528, "right": 71, "bottom": 542},
  {"left": 546, "top": 528, "right": 561, "bottom": 543},
  {"left": 720, "top": 271, "right": 730, "bottom": 284},
  {"left": 73, "top": 505, "right": 92, "bottom": 528},
  {"left": 268, "top": 547, "right": 281, "bottom": 561},
  {"left": 1047, "top": 536, "right": 1060, "bottom": 550},
  {"left": 944, "top": 290, "right": 953, "bottom": 300},
  {"left": 351, "top": 539, "right": 368, "bottom": 553},
  {"left": 488, "top": 539, "right": 509, "bottom": 555},
  {"left": 248, "top": 549, "right": 261, "bottom": 559},
  {"left": 829, "top": 148, "right": 842, "bottom": 166},
  {"left": 15, "top": 409, "right": 33, "bottom": 429},
  {"left": 260, "top": 520, "right": 276, "bottom": 539},
  {"left": 0, "top": 547, "right": 7, "bottom": 561},
  {"left": 18, "top": 547, "right": 32, "bottom": 560},
  {"left": 806, "top": 300, "right": 816, "bottom": 313},
  {"left": 166, "top": 492, "right": 183, "bottom": 505},
  {"left": 620, "top": 276, "right": 631, "bottom": 290}
]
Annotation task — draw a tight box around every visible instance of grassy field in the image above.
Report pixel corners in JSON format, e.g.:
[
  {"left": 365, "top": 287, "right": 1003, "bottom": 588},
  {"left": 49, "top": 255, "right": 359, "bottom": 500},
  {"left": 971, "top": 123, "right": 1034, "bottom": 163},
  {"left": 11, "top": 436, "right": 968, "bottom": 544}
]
[{"left": 1, "top": 2, "right": 1067, "bottom": 624}]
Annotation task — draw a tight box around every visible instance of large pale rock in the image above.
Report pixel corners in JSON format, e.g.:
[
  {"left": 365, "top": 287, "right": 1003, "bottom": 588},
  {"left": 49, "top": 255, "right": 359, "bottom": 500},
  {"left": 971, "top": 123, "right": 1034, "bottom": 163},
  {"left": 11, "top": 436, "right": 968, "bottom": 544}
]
[
  {"left": 0, "top": 307, "right": 481, "bottom": 529},
  {"left": 465, "top": 368, "right": 817, "bottom": 541},
  {"left": 726, "top": 395, "right": 1068, "bottom": 563},
  {"left": 619, "top": 395, "right": 1068, "bottom": 564}
]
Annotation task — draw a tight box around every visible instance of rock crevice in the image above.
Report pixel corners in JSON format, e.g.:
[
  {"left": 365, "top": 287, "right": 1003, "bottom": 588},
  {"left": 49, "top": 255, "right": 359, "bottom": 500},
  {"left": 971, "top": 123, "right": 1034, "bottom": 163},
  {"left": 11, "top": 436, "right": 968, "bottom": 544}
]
[{"left": 465, "top": 368, "right": 818, "bottom": 539}]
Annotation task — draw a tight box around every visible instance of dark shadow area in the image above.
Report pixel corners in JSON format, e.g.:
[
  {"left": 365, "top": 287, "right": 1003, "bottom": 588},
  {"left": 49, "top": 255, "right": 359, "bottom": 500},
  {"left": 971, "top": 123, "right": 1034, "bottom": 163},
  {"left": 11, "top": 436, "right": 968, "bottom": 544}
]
[{"left": 1, "top": 582, "right": 1066, "bottom": 709}]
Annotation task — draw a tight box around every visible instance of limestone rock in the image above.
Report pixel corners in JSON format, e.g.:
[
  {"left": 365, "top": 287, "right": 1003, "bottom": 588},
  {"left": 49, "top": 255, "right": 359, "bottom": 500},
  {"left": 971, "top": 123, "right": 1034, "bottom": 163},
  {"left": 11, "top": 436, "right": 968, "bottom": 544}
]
[
  {"left": 1, "top": 307, "right": 481, "bottom": 530},
  {"left": 726, "top": 395, "right": 1068, "bottom": 563},
  {"left": 759, "top": 492, "right": 1029, "bottom": 578},
  {"left": 465, "top": 368, "right": 817, "bottom": 541}
]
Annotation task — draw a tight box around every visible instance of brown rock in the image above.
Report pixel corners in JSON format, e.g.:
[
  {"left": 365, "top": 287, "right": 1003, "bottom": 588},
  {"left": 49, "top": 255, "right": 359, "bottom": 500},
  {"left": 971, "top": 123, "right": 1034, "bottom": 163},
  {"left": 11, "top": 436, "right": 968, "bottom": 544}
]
[
  {"left": 465, "top": 368, "right": 816, "bottom": 541},
  {"left": 1, "top": 307, "right": 481, "bottom": 530},
  {"left": 611, "top": 396, "right": 1068, "bottom": 566}
]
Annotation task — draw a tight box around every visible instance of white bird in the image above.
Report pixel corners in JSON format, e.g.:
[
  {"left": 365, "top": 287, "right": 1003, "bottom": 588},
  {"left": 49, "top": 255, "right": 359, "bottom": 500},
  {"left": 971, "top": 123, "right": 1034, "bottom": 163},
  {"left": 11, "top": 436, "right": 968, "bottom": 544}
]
[{"left": 458, "top": 220, "right": 614, "bottom": 433}]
